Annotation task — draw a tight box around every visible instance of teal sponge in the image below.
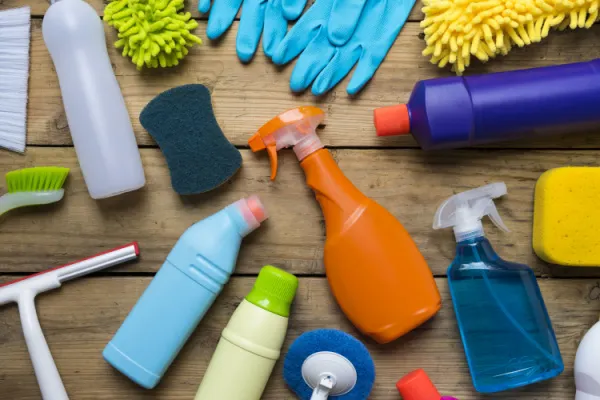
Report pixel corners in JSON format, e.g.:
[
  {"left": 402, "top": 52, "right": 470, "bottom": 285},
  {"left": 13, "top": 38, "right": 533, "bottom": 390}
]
[{"left": 140, "top": 84, "right": 242, "bottom": 195}]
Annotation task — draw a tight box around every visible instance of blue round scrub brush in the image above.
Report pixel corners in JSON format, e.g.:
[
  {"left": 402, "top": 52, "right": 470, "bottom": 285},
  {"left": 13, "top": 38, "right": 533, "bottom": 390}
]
[{"left": 283, "top": 329, "right": 375, "bottom": 400}]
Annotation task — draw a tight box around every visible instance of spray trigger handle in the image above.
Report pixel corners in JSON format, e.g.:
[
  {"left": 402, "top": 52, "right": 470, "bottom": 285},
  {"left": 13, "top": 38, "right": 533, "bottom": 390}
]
[
  {"left": 248, "top": 134, "right": 279, "bottom": 180},
  {"left": 433, "top": 182, "right": 509, "bottom": 238},
  {"left": 248, "top": 107, "right": 326, "bottom": 181},
  {"left": 484, "top": 199, "right": 509, "bottom": 232}
]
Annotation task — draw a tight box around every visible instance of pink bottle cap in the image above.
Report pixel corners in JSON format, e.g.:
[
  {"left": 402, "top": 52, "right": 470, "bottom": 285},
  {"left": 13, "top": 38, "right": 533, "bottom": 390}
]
[
  {"left": 235, "top": 195, "right": 268, "bottom": 236},
  {"left": 246, "top": 195, "right": 267, "bottom": 223}
]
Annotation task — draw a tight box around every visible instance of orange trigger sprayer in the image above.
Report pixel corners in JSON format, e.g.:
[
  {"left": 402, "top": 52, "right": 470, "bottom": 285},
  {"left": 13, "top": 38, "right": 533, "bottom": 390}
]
[{"left": 249, "top": 107, "right": 441, "bottom": 344}]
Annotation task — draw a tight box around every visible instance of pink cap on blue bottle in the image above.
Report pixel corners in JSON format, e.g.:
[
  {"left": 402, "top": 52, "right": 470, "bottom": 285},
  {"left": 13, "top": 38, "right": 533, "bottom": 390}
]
[{"left": 234, "top": 195, "right": 268, "bottom": 235}]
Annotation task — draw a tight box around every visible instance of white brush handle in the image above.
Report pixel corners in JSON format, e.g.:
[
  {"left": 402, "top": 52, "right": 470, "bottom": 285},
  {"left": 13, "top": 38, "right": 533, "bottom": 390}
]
[
  {"left": 310, "top": 376, "right": 333, "bottom": 400},
  {"left": 18, "top": 290, "right": 69, "bottom": 400}
]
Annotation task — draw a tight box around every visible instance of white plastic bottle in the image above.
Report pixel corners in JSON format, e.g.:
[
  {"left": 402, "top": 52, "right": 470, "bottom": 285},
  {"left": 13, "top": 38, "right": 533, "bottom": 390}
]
[
  {"left": 575, "top": 319, "right": 600, "bottom": 400},
  {"left": 42, "top": 0, "right": 145, "bottom": 199},
  {"left": 195, "top": 265, "right": 298, "bottom": 400}
]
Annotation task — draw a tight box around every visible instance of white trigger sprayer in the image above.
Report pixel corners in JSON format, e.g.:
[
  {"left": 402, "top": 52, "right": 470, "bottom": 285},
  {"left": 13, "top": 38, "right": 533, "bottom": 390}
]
[{"left": 433, "top": 182, "right": 509, "bottom": 240}]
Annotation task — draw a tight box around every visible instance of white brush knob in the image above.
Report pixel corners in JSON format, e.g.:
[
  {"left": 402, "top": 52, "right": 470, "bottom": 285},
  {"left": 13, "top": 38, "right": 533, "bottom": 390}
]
[{"left": 302, "top": 351, "right": 358, "bottom": 400}]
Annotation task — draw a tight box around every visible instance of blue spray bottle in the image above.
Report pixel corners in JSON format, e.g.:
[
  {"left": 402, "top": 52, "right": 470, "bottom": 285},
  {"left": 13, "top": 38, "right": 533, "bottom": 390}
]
[
  {"left": 103, "top": 196, "right": 268, "bottom": 389},
  {"left": 433, "top": 183, "right": 563, "bottom": 393}
]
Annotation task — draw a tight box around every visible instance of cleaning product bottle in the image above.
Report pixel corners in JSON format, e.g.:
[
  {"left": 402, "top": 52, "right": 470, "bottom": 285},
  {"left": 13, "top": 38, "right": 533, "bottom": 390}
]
[
  {"left": 195, "top": 265, "right": 298, "bottom": 400},
  {"left": 103, "top": 196, "right": 267, "bottom": 389},
  {"left": 374, "top": 60, "right": 600, "bottom": 150},
  {"left": 396, "top": 369, "right": 458, "bottom": 400},
  {"left": 433, "top": 183, "right": 563, "bottom": 393},
  {"left": 42, "top": 0, "right": 145, "bottom": 199},
  {"left": 575, "top": 318, "right": 600, "bottom": 400},
  {"left": 248, "top": 106, "right": 441, "bottom": 344}
]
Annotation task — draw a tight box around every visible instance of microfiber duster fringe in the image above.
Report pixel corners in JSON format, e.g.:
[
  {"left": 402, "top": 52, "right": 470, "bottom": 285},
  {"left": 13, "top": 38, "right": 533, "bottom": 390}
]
[
  {"left": 422, "top": 0, "right": 600, "bottom": 74},
  {"left": 104, "top": 0, "right": 202, "bottom": 70}
]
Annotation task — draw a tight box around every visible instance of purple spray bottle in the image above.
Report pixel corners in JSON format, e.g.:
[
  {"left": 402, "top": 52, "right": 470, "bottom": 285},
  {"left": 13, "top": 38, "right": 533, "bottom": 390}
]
[{"left": 374, "top": 60, "right": 600, "bottom": 150}]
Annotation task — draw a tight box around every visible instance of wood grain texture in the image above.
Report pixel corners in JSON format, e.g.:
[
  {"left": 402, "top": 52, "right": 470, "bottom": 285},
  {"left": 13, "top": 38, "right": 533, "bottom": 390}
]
[
  {"left": 2, "top": 2, "right": 600, "bottom": 399},
  {"left": 25, "top": 20, "right": 600, "bottom": 148},
  {"left": 1, "top": 147, "right": 600, "bottom": 277},
  {"left": 0, "top": 276, "right": 596, "bottom": 399}
]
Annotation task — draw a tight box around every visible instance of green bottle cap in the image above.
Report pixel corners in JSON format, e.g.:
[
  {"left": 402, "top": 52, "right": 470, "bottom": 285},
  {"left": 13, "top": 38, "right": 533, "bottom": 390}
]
[{"left": 245, "top": 265, "right": 298, "bottom": 317}]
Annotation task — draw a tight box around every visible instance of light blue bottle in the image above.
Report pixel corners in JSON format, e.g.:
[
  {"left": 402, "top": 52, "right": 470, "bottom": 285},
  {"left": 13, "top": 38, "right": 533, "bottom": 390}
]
[
  {"left": 103, "top": 196, "right": 268, "bottom": 389},
  {"left": 433, "top": 183, "right": 563, "bottom": 393}
]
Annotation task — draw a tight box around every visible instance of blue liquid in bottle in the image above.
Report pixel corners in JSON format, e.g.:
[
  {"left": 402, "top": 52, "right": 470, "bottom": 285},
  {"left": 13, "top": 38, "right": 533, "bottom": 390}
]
[
  {"left": 434, "top": 183, "right": 563, "bottom": 393},
  {"left": 449, "top": 236, "right": 563, "bottom": 393}
]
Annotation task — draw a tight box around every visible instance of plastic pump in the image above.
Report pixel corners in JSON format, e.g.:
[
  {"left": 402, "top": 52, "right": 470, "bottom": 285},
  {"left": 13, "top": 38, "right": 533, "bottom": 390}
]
[
  {"left": 248, "top": 106, "right": 325, "bottom": 180},
  {"left": 433, "top": 183, "right": 509, "bottom": 241}
]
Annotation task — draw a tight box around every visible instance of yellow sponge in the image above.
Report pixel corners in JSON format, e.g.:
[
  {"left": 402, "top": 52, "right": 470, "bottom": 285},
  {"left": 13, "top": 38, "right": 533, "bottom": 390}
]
[{"left": 533, "top": 167, "right": 600, "bottom": 266}]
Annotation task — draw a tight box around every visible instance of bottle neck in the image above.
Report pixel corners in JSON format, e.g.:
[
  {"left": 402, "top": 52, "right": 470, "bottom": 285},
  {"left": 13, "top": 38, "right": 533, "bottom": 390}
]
[
  {"left": 455, "top": 234, "right": 499, "bottom": 264},
  {"left": 293, "top": 132, "right": 324, "bottom": 161},
  {"left": 453, "top": 221, "right": 484, "bottom": 242},
  {"left": 299, "top": 150, "right": 366, "bottom": 237}
]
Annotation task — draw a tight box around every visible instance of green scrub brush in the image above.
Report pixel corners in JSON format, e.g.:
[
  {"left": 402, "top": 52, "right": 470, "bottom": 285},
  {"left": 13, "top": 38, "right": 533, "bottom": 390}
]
[
  {"left": 0, "top": 167, "right": 70, "bottom": 217},
  {"left": 104, "top": 0, "right": 202, "bottom": 69}
]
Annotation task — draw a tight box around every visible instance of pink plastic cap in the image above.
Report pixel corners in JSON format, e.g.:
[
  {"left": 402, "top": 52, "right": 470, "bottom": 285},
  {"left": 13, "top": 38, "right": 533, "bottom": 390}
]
[
  {"left": 246, "top": 195, "right": 267, "bottom": 224},
  {"left": 374, "top": 104, "right": 410, "bottom": 137},
  {"left": 234, "top": 195, "right": 268, "bottom": 236}
]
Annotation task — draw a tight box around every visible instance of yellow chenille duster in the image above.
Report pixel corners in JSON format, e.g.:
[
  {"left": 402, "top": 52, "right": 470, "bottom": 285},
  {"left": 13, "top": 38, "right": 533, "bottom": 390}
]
[{"left": 421, "top": 0, "right": 600, "bottom": 74}]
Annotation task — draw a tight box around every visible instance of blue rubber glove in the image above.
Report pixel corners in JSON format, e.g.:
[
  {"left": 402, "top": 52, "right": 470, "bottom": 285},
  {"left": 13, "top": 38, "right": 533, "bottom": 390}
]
[
  {"left": 199, "top": 0, "right": 307, "bottom": 62},
  {"left": 272, "top": 0, "right": 416, "bottom": 95}
]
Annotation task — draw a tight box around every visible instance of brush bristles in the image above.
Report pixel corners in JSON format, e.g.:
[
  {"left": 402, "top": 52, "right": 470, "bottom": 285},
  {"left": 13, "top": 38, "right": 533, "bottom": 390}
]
[
  {"left": 0, "top": 6, "right": 30, "bottom": 153},
  {"left": 6, "top": 167, "right": 70, "bottom": 193}
]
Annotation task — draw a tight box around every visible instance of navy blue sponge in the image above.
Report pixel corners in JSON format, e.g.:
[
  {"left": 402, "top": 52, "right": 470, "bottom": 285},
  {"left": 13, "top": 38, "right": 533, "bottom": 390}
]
[
  {"left": 140, "top": 84, "right": 242, "bottom": 195},
  {"left": 283, "top": 329, "right": 376, "bottom": 399}
]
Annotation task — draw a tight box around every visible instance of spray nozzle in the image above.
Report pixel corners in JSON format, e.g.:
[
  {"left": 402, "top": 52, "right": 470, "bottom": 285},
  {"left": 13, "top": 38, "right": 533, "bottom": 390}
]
[
  {"left": 248, "top": 106, "right": 325, "bottom": 180},
  {"left": 433, "top": 182, "right": 509, "bottom": 241}
]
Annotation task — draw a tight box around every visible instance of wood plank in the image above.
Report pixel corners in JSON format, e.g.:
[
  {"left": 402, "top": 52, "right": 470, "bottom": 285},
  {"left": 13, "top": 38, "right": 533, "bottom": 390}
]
[
  {"left": 0, "top": 276, "right": 592, "bottom": 399},
  {"left": 26, "top": 20, "right": 600, "bottom": 148},
  {"left": 0, "top": 0, "right": 425, "bottom": 21},
  {"left": 1, "top": 147, "right": 600, "bottom": 277}
]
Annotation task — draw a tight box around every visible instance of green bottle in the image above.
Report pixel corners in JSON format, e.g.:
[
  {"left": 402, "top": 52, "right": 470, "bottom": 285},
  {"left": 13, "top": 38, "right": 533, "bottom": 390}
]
[{"left": 195, "top": 265, "right": 298, "bottom": 400}]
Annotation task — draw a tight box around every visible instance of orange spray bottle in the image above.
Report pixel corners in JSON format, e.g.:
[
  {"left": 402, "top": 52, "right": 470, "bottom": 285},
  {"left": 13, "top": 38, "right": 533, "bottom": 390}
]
[{"left": 249, "top": 107, "right": 441, "bottom": 343}]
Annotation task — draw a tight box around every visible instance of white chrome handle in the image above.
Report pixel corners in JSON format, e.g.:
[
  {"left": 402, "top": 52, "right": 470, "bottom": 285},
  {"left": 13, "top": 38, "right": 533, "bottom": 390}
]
[{"left": 18, "top": 291, "right": 69, "bottom": 400}]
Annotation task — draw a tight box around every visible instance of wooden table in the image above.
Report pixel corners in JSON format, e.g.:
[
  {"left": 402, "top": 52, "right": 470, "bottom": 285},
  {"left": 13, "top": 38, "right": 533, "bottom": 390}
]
[{"left": 1, "top": 1, "right": 599, "bottom": 398}]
